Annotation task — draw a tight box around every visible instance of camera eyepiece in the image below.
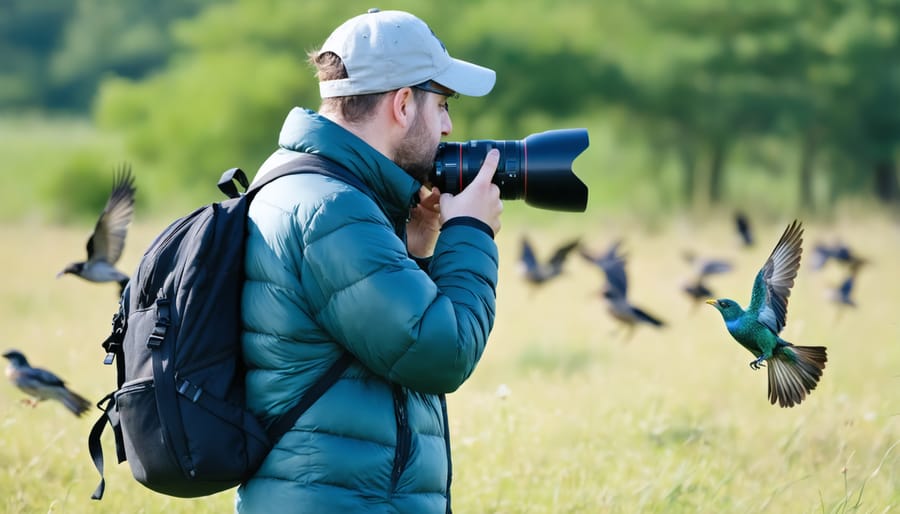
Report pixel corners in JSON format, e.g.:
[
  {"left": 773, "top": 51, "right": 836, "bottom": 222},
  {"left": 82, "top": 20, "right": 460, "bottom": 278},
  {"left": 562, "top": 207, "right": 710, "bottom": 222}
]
[{"left": 431, "top": 128, "right": 589, "bottom": 212}]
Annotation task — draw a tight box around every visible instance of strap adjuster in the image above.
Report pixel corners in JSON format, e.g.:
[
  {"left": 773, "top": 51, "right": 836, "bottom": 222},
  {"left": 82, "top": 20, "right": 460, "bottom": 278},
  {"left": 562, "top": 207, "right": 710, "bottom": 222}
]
[{"left": 176, "top": 379, "right": 203, "bottom": 402}]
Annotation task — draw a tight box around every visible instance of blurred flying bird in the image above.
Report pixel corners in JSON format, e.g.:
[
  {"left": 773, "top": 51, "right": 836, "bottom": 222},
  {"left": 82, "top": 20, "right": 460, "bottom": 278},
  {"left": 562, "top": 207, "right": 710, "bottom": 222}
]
[
  {"left": 519, "top": 236, "right": 580, "bottom": 287},
  {"left": 735, "top": 211, "right": 754, "bottom": 247},
  {"left": 581, "top": 240, "right": 665, "bottom": 339},
  {"left": 706, "top": 220, "right": 827, "bottom": 408},
  {"left": 827, "top": 259, "right": 864, "bottom": 311},
  {"left": 3, "top": 349, "right": 92, "bottom": 416},
  {"left": 683, "top": 251, "right": 733, "bottom": 278},
  {"left": 683, "top": 279, "right": 715, "bottom": 307},
  {"left": 682, "top": 251, "right": 733, "bottom": 307},
  {"left": 57, "top": 164, "right": 136, "bottom": 295},
  {"left": 811, "top": 240, "right": 866, "bottom": 271}
]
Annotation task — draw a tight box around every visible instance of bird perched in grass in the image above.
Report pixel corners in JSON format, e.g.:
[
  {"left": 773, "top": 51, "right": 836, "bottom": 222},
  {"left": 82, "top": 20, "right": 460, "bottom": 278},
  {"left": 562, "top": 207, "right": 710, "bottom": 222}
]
[
  {"left": 519, "top": 236, "right": 580, "bottom": 287},
  {"left": 581, "top": 240, "right": 665, "bottom": 339},
  {"left": 3, "top": 349, "right": 92, "bottom": 416},
  {"left": 706, "top": 220, "right": 827, "bottom": 408},
  {"left": 57, "top": 164, "right": 136, "bottom": 295}
]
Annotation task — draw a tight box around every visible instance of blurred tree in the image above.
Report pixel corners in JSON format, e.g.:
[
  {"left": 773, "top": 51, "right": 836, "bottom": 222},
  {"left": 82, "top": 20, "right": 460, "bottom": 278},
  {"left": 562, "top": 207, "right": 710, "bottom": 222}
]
[
  {"left": 627, "top": 1, "right": 808, "bottom": 207},
  {"left": 0, "top": 0, "right": 213, "bottom": 113},
  {"left": 95, "top": 0, "right": 642, "bottom": 206},
  {"left": 622, "top": 0, "right": 900, "bottom": 209},
  {"left": 80, "top": 0, "right": 900, "bottom": 213},
  {"left": 47, "top": 0, "right": 213, "bottom": 111},
  {"left": 94, "top": 0, "right": 366, "bottom": 195},
  {"left": 0, "top": 0, "right": 74, "bottom": 109},
  {"left": 823, "top": 1, "right": 900, "bottom": 204}
]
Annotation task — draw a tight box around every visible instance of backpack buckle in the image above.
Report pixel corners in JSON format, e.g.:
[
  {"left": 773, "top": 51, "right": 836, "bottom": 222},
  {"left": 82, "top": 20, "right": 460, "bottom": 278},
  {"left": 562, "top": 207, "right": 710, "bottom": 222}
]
[
  {"left": 147, "top": 325, "right": 166, "bottom": 348},
  {"left": 147, "top": 297, "right": 171, "bottom": 349},
  {"left": 176, "top": 378, "right": 203, "bottom": 402}
]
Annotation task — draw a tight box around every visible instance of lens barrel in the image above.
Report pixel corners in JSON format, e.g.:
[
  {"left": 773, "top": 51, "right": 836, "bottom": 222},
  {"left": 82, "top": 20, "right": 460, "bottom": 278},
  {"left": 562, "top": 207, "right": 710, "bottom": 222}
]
[{"left": 431, "top": 128, "right": 589, "bottom": 212}]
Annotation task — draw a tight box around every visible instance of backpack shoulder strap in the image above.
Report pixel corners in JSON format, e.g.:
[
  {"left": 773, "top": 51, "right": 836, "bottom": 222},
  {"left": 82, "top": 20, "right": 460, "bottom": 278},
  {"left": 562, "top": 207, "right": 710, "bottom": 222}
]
[
  {"left": 266, "top": 352, "right": 355, "bottom": 444},
  {"left": 246, "top": 153, "right": 363, "bottom": 444},
  {"left": 248, "top": 153, "right": 375, "bottom": 202}
]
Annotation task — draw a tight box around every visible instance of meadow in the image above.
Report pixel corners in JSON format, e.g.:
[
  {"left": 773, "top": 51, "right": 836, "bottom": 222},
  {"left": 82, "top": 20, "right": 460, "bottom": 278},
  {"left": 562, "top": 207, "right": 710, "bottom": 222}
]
[{"left": 0, "top": 213, "right": 898, "bottom": 513}]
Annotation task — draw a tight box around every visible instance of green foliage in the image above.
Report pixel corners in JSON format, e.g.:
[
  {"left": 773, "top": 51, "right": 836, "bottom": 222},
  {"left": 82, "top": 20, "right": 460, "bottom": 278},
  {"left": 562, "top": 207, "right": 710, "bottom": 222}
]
[
  {"left": 39, "top": 152, "right": 123, "bottom": 224},
  {"left": 2, "top": 0, "right": 900, "bottom": 220},
  {"left": 95, "top": 48, "right": 313, "bottom": 193},
  {"left": 0, "top": 116, "right": 127, "bottom": 223},
  {"left": 0, "top": 0, "right": 75, "bottom": 108}
]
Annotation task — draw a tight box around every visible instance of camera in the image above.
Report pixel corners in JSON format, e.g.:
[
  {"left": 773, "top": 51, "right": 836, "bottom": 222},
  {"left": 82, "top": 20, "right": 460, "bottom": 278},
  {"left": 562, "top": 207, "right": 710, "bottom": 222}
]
[{"left": 430, "top": 128, "right": 589, "bottom": 212}]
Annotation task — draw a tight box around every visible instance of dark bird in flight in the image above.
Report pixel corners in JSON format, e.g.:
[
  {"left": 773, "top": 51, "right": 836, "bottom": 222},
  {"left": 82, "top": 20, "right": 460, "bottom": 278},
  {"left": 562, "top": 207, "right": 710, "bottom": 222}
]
[
  {"left": 828, "top": 259, "right": 864, "bottom": 311},
  {"left": 682, "top": 251, "right": 733, "bottom": 307},
  {"left": 3, "top": 349, "right": 92, "bottom": 416},
  {"left": 57, "top": 164, "right": 135, "bottom": 295},
  {"left": 519, "top": 236, "right": 580, "bottom": 286},
  {"left": 683, "top": 280, "right": 714, "bottom": 303},
  {"left": 706, "top": 220, "right": 827, "bottom": 408},
  {"left": 810, "top": 240, "right": 866, "bottom": 271},
  {"left": 735, "top": 211, "right": 754, "bottom": 247},
  {"left": 581, "top": 240, "right": 665, "bottom": 339}
]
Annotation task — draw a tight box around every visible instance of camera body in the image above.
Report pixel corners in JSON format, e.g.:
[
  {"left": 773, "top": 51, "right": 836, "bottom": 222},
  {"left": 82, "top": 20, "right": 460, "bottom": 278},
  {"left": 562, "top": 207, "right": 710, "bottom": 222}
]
[{"left": 431, "top": 128, "right": 590, "bottom": 212}]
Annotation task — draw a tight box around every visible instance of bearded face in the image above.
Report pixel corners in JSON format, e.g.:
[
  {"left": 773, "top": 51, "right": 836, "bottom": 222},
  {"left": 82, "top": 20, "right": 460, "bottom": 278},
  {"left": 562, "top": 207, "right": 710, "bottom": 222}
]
[{"left": 393, "top": 101, "right": 439, "bottom": 185}]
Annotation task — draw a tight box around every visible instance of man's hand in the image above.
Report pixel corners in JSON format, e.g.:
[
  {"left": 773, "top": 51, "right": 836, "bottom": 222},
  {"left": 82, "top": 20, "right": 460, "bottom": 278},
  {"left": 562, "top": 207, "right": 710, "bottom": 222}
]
[
  {"left": 407, "top": 186, "right": 442, "bottom": 258},
  {"left": 439, "top": 148, "right": 503, "bottom": 235}
]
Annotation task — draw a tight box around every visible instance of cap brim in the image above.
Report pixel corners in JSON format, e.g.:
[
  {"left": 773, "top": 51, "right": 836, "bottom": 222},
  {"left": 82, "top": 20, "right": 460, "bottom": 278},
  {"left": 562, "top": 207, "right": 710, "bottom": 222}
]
[{"left": 431, "top": 58, "right": 496, "bottom": 97}]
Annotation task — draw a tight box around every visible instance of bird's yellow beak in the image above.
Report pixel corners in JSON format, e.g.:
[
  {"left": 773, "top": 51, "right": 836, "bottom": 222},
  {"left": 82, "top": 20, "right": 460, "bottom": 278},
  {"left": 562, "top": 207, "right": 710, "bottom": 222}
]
[{"left": 705, "top": 299, "right": 718, "bottom": 306}]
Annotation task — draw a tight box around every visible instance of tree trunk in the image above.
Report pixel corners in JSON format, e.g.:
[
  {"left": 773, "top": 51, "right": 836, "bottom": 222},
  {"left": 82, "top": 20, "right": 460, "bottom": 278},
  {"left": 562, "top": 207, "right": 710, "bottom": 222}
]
[
  {"left": 708, "top": 140, "right": 727, "bottom": 205},
  {"left": 874, "top": 159, "right": 899, "bottom": 204},
  {"left": 798, "top": 129, "right": 818, "bottom": 213},
  {"left": 678, "top": 142, "right": 697, "bottom": 206}
]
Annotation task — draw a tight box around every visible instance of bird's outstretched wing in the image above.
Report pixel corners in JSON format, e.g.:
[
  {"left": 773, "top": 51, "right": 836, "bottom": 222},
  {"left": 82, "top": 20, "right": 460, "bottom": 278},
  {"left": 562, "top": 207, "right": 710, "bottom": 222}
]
[
  {"left": 748, "top": 220, "right": 803, "bottom": 334},
  {"left": 547, "top": 239, "right": 580, "bottom": 269},
  {"left": 520, "top": 237, "right": 539, "bottom": 273},
  {"left": 86, "top": 164, "right": 136, "bottom": 265},
  {"left": 698, "top": 259, "right": 732, "bottom": 278},
  {"left": 597, "top": 240, "right": 628, "bottom": 298}
]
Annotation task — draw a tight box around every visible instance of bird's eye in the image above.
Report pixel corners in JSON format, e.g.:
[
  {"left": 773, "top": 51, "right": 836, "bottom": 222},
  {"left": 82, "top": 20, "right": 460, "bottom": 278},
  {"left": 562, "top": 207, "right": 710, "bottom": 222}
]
[{"left": 719, "top": 301, "right": 728, "bottom": 308}]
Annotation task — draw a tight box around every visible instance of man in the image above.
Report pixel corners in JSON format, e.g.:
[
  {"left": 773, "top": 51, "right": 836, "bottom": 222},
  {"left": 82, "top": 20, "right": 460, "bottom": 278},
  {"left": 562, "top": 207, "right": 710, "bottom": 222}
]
[{"left": 236, "top": 9, "right": 502, "bottom": 514}]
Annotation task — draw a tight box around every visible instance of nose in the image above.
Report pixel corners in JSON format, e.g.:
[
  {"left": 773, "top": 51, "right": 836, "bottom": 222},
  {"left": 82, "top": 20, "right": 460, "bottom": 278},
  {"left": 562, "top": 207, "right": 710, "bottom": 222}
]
[{"left": 442, "top": 112, "right": 452, "bottom": 137}]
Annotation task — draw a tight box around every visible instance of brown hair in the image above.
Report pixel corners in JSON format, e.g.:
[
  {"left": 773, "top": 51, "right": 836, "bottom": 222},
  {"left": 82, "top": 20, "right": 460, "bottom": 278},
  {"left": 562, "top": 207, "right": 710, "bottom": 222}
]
[{"left": 308, "top": 50, "right": 425, "bottom": 122}]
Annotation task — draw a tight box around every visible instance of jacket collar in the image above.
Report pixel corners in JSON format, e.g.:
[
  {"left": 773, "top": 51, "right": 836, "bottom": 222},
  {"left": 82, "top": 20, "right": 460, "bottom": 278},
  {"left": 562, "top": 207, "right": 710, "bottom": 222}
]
[{"left": 277, "top": 108, "right": 421, "bottom": 220}]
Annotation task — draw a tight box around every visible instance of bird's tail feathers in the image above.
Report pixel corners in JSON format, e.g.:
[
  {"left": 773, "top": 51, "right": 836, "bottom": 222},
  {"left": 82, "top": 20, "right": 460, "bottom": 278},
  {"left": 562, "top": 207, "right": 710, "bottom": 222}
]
[
  {"left": 767, "top": 344, "right": 827, "bottom": 408},
  {"left": 61, "top": 388, "right": 92, "bottom": 417}
]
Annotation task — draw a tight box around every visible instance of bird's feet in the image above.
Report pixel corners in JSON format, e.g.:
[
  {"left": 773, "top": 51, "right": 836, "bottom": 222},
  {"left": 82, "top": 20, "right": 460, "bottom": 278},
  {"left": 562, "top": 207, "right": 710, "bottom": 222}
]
[{"left": 748, "top": 357, "right": 767, "bottom": 370}]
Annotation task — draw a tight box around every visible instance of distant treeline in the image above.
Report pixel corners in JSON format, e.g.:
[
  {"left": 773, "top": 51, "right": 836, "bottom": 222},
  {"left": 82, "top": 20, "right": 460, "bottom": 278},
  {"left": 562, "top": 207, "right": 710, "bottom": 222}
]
[{"left": 3, "top": 0, "right": 899, "bottom": 215}]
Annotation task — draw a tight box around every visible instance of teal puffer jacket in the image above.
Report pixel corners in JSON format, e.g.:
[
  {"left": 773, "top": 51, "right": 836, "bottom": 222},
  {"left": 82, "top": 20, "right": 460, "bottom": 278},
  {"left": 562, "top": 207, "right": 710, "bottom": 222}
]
[{"left": 235, "top": 109, "right": 498, "bottom": 513}]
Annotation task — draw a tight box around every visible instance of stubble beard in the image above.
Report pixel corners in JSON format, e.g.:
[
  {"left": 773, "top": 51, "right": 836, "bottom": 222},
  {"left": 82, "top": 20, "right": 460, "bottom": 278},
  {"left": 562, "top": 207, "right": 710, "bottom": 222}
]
[{"left": 394, "top": 112, "right": 436, "bottom": 186}]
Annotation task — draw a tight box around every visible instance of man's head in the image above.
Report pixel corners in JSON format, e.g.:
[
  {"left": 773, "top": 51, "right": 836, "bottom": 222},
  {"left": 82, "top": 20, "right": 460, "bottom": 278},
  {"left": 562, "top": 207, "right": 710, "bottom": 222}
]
[
  {"left": 307, "top": 9, "right": 495, "bottom": 183},
  {"left": 314, "top": 9, "right": 495, "bottom": 100}
]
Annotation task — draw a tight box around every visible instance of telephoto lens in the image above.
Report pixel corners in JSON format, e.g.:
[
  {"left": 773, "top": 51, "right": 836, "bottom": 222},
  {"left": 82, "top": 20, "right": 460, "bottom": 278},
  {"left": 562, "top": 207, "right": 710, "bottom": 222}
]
[{"left": 431, "top": 128, "right": 590, "bottom": 212}]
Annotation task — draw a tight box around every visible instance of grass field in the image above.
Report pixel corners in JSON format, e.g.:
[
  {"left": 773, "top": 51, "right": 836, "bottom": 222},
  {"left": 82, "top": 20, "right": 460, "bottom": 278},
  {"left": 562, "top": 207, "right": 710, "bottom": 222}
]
[{"left": 1, "top": 214, "right": 898, "bottom": 513}]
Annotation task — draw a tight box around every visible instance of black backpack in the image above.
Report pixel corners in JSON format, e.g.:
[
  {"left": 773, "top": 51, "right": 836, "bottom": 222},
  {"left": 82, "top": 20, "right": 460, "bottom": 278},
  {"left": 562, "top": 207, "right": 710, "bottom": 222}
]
[{"left": 87, "top": 153, "right": 367, "bottom": 500}]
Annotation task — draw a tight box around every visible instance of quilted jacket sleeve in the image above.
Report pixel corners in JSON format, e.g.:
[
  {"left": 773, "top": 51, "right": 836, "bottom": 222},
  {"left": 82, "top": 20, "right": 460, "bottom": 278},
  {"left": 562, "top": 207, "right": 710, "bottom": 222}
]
[{"left": 300, "top": 189, "right": 498, "bottom": 394}]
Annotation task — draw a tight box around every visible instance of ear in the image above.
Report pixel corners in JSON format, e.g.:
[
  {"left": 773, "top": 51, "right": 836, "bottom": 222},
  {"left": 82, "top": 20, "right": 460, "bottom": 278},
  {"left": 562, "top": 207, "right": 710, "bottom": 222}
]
[{"left": 389, "top": 87, "right": 416, "bottom": 129}]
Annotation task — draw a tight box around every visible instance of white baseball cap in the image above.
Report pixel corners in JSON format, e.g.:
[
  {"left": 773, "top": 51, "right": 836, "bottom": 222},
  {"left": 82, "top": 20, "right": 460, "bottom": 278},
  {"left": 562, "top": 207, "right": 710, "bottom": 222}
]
[{"left": 318, "top": 9, "right": 496, "bottom": 98}]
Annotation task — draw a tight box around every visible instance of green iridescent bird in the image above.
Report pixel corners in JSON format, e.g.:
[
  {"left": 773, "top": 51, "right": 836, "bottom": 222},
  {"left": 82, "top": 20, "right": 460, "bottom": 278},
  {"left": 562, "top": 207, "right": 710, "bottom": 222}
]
[{"left": 706, "top": 220, "right": 827, "bottom": 408}]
